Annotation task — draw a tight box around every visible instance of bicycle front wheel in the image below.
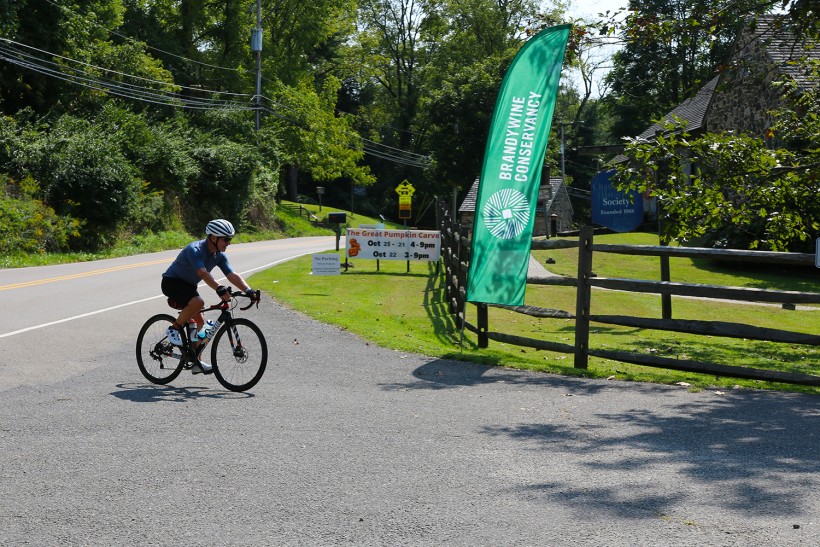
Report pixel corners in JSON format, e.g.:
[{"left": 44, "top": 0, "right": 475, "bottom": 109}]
[
  {"left": 136, "top": 314, "right": 185, "bottom": 385},
  {"left": 211, "top": 318, "right": 267, "bottom": 392}
]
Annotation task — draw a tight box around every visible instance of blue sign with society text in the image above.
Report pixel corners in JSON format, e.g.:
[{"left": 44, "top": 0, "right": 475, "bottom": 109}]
[{"left": 591, "top": 170, "right": 644, "bottom": 232}]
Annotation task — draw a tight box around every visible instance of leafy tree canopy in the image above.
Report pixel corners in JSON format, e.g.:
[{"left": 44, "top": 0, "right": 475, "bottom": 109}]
[{"left": 614, "top": 70, "right": 819, "bottom": 252}]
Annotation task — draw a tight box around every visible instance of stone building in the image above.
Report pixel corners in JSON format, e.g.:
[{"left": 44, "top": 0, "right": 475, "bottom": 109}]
[
  {"left": 705, "top": 15, "right": 817, "bottom": 137},
  {"left": 458, "top": 176, "right": 574, "bottom": 237},
  {"left": 628, "top": 15, "right": 817, "bottom": 147},
  {"left": 608, "top": 15, "right": 817, "bottom": 222}
]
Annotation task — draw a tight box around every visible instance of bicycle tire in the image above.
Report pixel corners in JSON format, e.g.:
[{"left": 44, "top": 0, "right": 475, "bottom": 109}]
[
  {"left": 136, "top": 314, "right": 185, "bottom": 385},
  {"left": 210, "top": 317, "right": 267, "bottom": 392}
]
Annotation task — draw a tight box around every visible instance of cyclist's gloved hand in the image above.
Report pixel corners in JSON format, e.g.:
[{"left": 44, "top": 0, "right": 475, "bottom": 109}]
[
  {"left": 216, "top": 285, "right": 230, "bottom": 297},
  {"left": 245, "top": 288, "right": 259, "bottom": 301}
]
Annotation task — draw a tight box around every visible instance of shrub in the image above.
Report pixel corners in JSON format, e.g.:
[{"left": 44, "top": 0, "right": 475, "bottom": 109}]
[
  {"left": 0, "top": 175, "right": 79, "bottom": 254},
  {"left": 188, "top": 134, "right": 260, "bottom": 229},
  {"left": 33, "top": 115, "right": 138, "bottom": 250}
]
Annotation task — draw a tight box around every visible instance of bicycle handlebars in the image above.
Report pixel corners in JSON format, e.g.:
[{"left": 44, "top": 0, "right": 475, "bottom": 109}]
[
  {"left": 237, "top": 289, "right": 261, "bottom": 311},
  {"left": 203, "top": 288, "right": 261, "bottom": 312}
]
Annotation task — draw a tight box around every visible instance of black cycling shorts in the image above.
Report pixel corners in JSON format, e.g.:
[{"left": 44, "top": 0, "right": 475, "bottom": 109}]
[{"left": 161, "top": 276, "right": 199, "bottom": 308}]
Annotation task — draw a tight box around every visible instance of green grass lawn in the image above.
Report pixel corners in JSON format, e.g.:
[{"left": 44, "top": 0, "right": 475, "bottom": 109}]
[{"left": 251, "top": 232, "right": 820, "bottom": 396}]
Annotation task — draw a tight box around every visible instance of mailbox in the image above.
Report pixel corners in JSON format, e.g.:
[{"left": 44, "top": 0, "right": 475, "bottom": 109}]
[{"left": 328, "top": 212, "right": 346, "bottom": 224}]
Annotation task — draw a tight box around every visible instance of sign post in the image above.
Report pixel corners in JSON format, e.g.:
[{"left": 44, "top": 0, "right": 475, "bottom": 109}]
[
  {"left": 316, "top": 186, "right": 325, "bottom": 211},
  {"left": 816, "top": 237, "right": 819, "bottom": 268},
  {"left": 327, "top": 211, "right": 346, "bottom": 251}
]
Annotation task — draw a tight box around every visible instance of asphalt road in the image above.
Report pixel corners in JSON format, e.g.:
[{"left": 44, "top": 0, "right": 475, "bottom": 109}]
[
  {"left": 0, "top": 237, "right": 337, "bottom": 389},
  {"left": 0, "top": 237, "right": 818, "bottom": 545}
]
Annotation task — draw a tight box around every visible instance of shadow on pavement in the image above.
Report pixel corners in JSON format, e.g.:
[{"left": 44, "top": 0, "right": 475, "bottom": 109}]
[
  {"left": 486, "top": 389, "right": 819, "bottom": 520},
  {"left": 111, "top": 382, "right": 253, "bottom": 402},
  {"left": 397, "top": 358, "right": 819, "bottom": 521},
  {"left": 384, "top": 358, "right": 608, "bottom": 394}
]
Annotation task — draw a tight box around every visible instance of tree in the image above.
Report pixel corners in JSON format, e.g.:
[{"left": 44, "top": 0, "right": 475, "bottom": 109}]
[
  {"left": 602, "top": 0, "right": 767, "bottom": 140},
  {"left": 0, "top": 0, "right": 177, "bottom": 115},
  {"left": 601, "top": 2, "right": 819, "bottom": 251},
  {"left": 420, "top": 54, "right": 507, "bottom": 195},
  {"left": 385, "top": 0, "right": 562, "bottom": 207},
  {"left": 30, "top": 113, "right": 140, "bottom": 250},
  {"left": 268, "top": 76, "right": 374, "bottom": 200},
  {"left": 614, "top": 69, "right": 819, "bottom": 252},
  {"left": 351, "top": 0, "right": 431, "bottom": 183}
]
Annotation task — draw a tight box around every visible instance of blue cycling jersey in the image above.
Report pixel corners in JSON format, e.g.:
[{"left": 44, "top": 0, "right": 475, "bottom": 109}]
[{"left": 162, "top": 239, "right": 234, "bottom": 286}]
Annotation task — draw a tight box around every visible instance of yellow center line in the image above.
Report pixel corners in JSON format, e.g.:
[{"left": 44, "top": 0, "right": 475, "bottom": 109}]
[{"left": 0, "top": 258, "right": 170, "bottom": 291}]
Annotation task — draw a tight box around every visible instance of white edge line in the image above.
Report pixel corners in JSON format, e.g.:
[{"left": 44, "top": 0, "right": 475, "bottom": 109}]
[
  {"left": 0, "top": 295, "right": 165, "bottom": 338},
  {"left": 0, "top": 251, "right": 320, "bottom": 339}
]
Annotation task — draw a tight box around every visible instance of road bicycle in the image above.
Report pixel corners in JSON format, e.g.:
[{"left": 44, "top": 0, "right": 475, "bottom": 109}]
[{"left": 136, "top": 288, "right": 267, "bottom": 392}]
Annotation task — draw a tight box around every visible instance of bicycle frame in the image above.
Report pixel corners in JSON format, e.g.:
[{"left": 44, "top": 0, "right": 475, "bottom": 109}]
[{"left": 181, "top": 290, "right": 259, "bottom": 365}]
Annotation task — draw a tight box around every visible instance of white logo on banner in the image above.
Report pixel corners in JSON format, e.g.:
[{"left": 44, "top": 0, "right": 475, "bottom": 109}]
[{"left": 483, "top": 189, "right": 530, "bottom": 239}]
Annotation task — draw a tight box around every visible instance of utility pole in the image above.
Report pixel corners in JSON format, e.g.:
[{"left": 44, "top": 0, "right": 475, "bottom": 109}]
[
  {"left": 558, "top": 121, "right": 581, "bottom": 184},
  {"left": 251, "top": 0, "right": 263, "bottom": 131}
]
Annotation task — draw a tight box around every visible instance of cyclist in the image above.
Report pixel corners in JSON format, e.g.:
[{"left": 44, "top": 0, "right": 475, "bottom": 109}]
[{"left": 161, "top": 219, "right": 257, "bottom": 374}]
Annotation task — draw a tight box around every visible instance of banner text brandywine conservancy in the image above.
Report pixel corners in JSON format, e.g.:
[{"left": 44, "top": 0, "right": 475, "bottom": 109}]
[{"left": 498, "top": 92, "right": 542, "bottom": 185}]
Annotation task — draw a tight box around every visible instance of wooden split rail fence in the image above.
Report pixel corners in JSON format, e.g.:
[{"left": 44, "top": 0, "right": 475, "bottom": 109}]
[{"left": 438, "top": 202, "right": 820, "bottom": 387}]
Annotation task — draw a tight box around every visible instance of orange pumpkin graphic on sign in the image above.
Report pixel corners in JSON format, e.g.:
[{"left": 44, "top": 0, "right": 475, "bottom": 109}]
[{"left": 348, "top": 238, "right": 361, "bottom": 257}]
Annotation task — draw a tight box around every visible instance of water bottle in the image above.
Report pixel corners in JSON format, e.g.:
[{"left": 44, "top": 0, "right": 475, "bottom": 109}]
[
  {"left": 198, "top": 320, "right": 220, "bottom": 341},
  {"left": 186, "top": 320, "right": 198, "bottom": 341}
]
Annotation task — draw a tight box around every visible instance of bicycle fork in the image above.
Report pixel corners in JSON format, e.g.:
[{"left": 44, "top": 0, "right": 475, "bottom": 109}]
[{"left": 225, "top": 324, "right": 248, "bottom": 361}]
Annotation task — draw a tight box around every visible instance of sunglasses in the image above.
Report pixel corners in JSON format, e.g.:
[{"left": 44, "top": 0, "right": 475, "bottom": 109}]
[{"left": 216, "top": 236, "right": 232, "bottom": 243}]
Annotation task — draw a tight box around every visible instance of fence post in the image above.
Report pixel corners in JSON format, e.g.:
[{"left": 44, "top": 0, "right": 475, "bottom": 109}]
[
  {"left": 477, "top": 303, "right": 488, "bottom": 348},
  {"left": 574, "top": 226, "right": 593, "bottom": 369},
  {"left": 660, "top": 243, "right": 672, "bottom": 319},
  {"left": 448, "top": 223, "right": 458, "bottom": 315}
]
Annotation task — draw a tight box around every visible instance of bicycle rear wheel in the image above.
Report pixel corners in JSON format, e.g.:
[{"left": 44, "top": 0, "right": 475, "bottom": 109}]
[
  {"left": 211, "top": 318, "right": 267, "bottom": 392},
  {"left": 136, "top": 314, "right": 185, "bottom": 384}
]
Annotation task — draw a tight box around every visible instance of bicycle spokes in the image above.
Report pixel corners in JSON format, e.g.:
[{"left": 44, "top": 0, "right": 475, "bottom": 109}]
[
  {"left": 210, "top": 317, "right": 267, "bottom": 392},
  {"left": 136, "top": 314, "right": 185, "bottom": 385}
]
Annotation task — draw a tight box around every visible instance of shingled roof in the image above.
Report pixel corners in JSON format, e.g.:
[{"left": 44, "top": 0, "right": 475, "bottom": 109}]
[
  {"left": 747, "top": 15, "right": 818, "bottom": 91},
  {"left": 623, "top": 14, "right": 817, "bottom": 150},
  {"left": 633, "top": 77, "right": 719, "bottom": 142}
]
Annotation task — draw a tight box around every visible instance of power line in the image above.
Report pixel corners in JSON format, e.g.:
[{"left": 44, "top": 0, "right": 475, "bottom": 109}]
[
  {"left": 1, "top": 41, "right": 432, "bottom": 167},
  {"left": 2, "top": 6, "right": 432, "bottom": 168},
  {"left": 0, "top": 38, "right": 257, "bottom": 110},
  {"left": 258, "top": 106, "right": 429, "bottom": 167},
  {"left": 361, "top": 144, "right": 430, "bottom": 168},
  {"left": 259, "top": 96, "right": 431, "bottom": 168}
]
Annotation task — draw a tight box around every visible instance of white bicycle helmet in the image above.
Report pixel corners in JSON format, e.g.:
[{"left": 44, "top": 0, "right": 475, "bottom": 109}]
[{"left": 205, "top": 219, "right": 235, "bottom": 238}]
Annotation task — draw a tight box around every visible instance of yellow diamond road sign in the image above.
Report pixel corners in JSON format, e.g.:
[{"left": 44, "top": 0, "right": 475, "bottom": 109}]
[{"left": 395, "top": 180, "right": 415, "bottom": 197}]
